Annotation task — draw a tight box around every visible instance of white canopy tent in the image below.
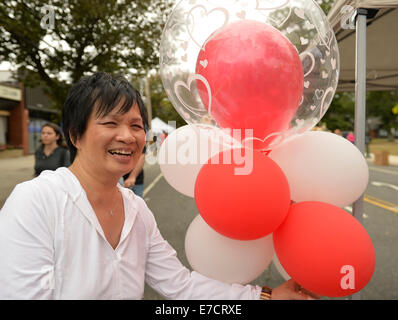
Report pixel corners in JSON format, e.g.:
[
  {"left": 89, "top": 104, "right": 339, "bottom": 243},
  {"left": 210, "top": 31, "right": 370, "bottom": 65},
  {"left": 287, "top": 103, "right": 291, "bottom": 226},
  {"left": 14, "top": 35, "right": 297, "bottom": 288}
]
[
  {"left": 151, "top": 117, "right": 176, "bottom": 135},
  {"left": 327, "top": 0, "right": 398, "bottom": 300},
  {"left": 328, "top": 1, "right": 398, "bottom": 92}
]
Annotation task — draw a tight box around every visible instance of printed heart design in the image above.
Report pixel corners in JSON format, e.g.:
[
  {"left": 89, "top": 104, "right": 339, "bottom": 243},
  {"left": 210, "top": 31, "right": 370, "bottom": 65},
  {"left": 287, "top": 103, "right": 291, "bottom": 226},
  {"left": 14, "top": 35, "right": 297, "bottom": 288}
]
[
  {"left": 304, "top": 81, "right": 310, "bottom": 88},
  {"left": 331, "top": 58, "right": 336, "bottom": 70},
  {"left": 320, "top": 58, "right": 325, "bottom": 64},
  {"left": 310, "top": 105, "right": 316, "bottom": 111},
  {"left": 322, "top": 71, "right": 328, "bottom": 79},
  {"left": 242, "top": 131, "right": 285, "bottom": 151},
  {"left": 186, "top": 5, "right": 229, "bottom": 51},
  {"left": 300, "top": 52, "right": 315, "bottom": 77},
  {"left": 319, "top": 87, "right": 334, "bottom": 118},
  {"left": 182, "top": 41, "right": 189, "bottom": 51},
  {"left": 300, "top": 37, "right": 309, "bottom": 45},
  {"left": 199, "top": 59, "right": 208, "bottom": 68},
  {"left": 174, "top": 73, "right": 212, "bottom": 118},
  {"left": 294, "top": 8, "right": 305, "bottom": 19},
  {"left": 315, "top": 89, "right": 324, "bottom": 100},
  {"left": 295, "top": 118, "right": 305, "bottom": 126},
  {"left": 267, "top": 7, "right": 292, "bottom": 28},
  {"left": 236, "top": 10, "right": 246, "bottom": 19}
]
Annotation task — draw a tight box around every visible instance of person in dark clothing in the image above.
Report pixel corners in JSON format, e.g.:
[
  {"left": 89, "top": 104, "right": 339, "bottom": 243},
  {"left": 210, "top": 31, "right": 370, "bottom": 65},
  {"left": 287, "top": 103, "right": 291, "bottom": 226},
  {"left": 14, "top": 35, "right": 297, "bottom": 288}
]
[
  {"left": 34, "top": 123, "right": 71, "bottom": 176},
  {"left": 123, "top": 145, "right": 146, "bottom": 197}
]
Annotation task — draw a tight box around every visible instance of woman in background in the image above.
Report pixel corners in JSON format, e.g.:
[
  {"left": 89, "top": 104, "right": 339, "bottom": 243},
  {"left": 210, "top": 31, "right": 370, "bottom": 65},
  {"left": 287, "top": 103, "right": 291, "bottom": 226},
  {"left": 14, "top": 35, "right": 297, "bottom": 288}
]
[{"left": 34, "top": 122, "right": 70, "bottom": 176}]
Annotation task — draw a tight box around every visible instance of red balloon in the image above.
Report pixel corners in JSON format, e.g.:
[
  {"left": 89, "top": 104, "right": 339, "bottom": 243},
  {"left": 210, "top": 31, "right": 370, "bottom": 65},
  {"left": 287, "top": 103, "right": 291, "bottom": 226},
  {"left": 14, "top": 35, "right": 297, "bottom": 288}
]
[
  {"left": 196, "top": 20, "right": 303, "bottom": 147},
  {"left": 194, "top": 149, "right": 290, "bottom": 240},
  {"left": 273, "top": 202, "right": 376, "bottom": 297}
]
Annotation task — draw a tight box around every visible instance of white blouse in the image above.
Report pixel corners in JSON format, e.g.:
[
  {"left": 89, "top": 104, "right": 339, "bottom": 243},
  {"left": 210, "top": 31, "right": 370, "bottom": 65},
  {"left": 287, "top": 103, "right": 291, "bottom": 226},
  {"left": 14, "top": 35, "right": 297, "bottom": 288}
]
[{"left": 0, "top": 168, "right": 262, "bottom": 300}]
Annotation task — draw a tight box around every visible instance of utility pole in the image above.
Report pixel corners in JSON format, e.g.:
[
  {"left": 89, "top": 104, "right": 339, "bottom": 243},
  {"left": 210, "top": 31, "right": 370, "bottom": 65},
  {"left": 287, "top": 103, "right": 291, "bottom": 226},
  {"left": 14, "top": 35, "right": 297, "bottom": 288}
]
[{"left": 144, "top": 76, "right": 152, "bottom": 131}]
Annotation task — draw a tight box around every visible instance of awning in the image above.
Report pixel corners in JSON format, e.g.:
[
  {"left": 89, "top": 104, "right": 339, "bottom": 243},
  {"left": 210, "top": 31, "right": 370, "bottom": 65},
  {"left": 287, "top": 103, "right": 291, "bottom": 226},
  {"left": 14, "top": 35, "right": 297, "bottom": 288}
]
[{"left": 328, "top": 1, "right": 398, "bottom": 91}]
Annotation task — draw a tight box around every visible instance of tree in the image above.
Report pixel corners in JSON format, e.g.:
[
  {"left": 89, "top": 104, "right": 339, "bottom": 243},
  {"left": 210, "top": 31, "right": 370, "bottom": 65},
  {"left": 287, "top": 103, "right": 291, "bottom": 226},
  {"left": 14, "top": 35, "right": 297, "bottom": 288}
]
[
  {"left": 322, "top": 91, "right": 355, "bottom": 131},
  {"left": 366, "top": 91, "right": 398, "bottom": 140},
  {"left": 317, "top": 0, "right": 334, "bottom": 15},
  {"left": 0, "top": 0, "right": 172, "bottom": 113}
]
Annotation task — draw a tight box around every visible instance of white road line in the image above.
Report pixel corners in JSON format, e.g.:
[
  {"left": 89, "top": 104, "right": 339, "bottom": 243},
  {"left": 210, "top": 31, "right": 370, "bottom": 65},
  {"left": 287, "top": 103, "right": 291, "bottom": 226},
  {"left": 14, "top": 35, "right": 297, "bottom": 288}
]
[
  {"left": 371, "top": 181, "right": 398, "bottom": 192},
  {"left": 143, "top": 173, "right": 163, "bottom": 197},
  {"left": 369, "top": 166, "right": 398, "bottom": 176}
]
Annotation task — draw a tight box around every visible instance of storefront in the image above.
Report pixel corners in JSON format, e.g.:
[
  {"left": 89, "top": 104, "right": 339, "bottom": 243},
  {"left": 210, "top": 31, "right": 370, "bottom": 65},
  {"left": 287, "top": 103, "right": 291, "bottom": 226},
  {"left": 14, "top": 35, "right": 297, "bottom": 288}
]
[{"left": 0, "top": 83, "right": 28, "bottom": 155}]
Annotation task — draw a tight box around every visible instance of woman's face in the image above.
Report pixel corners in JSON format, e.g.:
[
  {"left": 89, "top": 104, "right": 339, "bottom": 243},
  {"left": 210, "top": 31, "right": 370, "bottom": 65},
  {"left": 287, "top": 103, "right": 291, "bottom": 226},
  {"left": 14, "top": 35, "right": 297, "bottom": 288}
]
[
  {"left": 74, "top": 102, "right": 146, "bottom": 178},
  {"left": 41, "top": 126, "right": 59, "bottom": 145}
]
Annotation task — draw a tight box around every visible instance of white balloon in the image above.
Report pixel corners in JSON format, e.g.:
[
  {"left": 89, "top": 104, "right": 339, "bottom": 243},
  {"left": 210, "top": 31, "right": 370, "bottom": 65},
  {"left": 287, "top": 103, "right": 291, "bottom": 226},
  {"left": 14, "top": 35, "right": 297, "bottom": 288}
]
[
  {"left": 158, "top": 124, "right": 241, "bottom": 197},
  {"left": 185, "top": 215, "right": 274, "bottom": 284},
  {"left": 272, "top": 253, "right": 291, "bottom": 281},
  {"left": 268, "top": 131, "right": 369, "bottom": 207}
]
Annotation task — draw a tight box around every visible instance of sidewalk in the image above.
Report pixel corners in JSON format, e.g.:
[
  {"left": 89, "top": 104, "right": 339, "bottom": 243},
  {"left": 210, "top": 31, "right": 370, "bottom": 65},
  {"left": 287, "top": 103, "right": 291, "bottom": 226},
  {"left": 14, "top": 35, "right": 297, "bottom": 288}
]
[
  {"left": 0, "top": 155, "right": 35, "bottom": 209},
  {"left": 367, "top": 153, "right": 398, "bottom": 166}
]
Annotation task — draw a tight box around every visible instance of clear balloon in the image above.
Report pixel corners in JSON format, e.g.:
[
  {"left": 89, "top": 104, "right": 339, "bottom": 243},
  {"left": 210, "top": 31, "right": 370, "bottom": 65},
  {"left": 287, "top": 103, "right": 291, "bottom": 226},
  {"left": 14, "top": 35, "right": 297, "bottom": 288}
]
[
  {"left": 160, "top": 0, "right": 339, "bottom": 151},
  {"left": 185, "top": 214, "right": 274, "bottom": 284},
  {"left": 196, "top": 20, "right": 303, "bottom": 150}
]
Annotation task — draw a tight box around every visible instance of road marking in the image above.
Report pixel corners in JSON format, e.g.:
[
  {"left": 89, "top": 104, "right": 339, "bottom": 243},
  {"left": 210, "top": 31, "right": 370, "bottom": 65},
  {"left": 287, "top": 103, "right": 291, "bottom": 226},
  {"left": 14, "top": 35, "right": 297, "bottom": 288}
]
[
  {"left": 143, "top": 173, "right": 163, "bottom": 197},
  {"left": 369, "top": 166, "right": 398, "bottom": 176},
  {"left": 364, "top": 194, "right": 398, "bottom": 214},
  {"left": 371, "top": 181, "right": 398, "bottom": 191}
]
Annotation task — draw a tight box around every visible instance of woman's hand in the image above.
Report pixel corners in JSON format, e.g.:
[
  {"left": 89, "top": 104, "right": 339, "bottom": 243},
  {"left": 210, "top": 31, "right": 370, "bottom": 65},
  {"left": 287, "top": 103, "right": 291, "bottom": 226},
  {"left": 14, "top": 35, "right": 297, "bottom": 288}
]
[
  {"left": 124, "top": 177, "right": 136, "bottom": 189},
  {"left": 271, "top": 279, "right": 322, "bottom": 300}
]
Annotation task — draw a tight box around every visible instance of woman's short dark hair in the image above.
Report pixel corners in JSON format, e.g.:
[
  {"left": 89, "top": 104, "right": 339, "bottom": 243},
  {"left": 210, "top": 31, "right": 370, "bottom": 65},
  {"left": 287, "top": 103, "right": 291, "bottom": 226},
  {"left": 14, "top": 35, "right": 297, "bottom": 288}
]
[{"left": 62, "top": 72, "right": 148, "bottom": 162}]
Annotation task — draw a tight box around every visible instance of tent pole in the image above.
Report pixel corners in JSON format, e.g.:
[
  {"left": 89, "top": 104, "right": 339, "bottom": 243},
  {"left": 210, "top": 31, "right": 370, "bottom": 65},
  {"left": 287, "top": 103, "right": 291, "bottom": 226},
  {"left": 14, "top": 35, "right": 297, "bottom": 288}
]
[{"left": 351, "top": 8, "right": 368, "bottom": 301}]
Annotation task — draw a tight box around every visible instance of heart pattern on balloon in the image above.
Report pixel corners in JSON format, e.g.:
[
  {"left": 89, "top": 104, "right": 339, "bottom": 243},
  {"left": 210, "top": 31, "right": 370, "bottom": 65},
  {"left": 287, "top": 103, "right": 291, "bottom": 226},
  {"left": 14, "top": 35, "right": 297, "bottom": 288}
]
[
  {"left": 174, "top": 73, "right": 212, "bottom": 118},
  {"left": 186, "top": 5, "right": 230, "bottom": 51}
]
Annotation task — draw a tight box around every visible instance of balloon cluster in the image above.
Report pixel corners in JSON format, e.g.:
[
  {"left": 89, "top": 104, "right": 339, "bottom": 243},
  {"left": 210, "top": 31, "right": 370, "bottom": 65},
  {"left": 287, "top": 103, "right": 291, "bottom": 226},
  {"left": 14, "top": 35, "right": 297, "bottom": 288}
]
[{"left": 159, "top": 0, "right": 375, "bottom": 298}]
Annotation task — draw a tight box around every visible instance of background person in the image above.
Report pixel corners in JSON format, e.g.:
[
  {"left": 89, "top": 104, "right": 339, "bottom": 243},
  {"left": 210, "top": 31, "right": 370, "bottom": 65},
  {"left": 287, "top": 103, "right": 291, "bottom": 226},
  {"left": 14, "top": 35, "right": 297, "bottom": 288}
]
[
  {"left": 346, "top": 131, "right": 355, "bottom": 143},
  {"left": 123, "top": 145, "right": 146, "bottom": 197},
  {"left": 34, "top": 122, "right": 70, "bottom": 177}
]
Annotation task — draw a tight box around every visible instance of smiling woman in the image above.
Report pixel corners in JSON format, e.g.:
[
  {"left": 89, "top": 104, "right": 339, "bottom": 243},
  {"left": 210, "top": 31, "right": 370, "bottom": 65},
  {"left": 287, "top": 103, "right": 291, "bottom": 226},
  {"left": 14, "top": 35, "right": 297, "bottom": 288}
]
[{"left": 0, "top": 72, "right": 319, "bottom": 300}]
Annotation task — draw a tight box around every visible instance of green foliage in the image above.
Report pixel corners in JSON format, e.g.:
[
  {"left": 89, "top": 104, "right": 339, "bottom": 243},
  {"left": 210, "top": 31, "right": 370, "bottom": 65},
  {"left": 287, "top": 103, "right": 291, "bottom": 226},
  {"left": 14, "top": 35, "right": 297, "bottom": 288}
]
[
  {"left": 322, "top": 92, "right": 355, "bottom": 131},
  {"left": 366, "top": 91, "right": 398, "bottom": 131},
  {"left": 148, "top": 74, "right": 186, "bottom": 128},
  {"left": 323, "top": 90, "right": 398, "bottom": 132},
  {"left": 0, "top": 0, "right": 172, "bottom": 112},
  {"left": 316, "top": 0, "right": 334, "bottom": 15}
]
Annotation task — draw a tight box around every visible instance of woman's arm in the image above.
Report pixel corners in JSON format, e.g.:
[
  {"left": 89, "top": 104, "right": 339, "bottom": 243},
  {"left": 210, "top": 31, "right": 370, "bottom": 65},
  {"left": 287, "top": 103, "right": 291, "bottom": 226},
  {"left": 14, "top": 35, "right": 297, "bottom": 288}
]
[{"left": 0, "top": 181, "right": 55, "bottom": 299}]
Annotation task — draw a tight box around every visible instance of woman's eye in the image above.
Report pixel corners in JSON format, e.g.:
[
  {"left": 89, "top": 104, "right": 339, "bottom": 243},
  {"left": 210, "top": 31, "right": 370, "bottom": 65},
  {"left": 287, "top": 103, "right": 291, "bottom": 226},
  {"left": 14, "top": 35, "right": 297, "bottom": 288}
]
[
  {"left": 103, "top": 122, "right": 116, "bottom": 126},
  {"left": 132, "top": 124, "right": 143, "bottom": 129}
]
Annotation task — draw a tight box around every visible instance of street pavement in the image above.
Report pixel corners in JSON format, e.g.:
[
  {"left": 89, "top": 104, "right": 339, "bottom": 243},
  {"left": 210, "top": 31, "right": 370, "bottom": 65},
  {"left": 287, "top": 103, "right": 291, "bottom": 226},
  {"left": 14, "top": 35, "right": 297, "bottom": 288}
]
[{"left": 0, "top": 153, "right": 397, "bottom": 300}]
